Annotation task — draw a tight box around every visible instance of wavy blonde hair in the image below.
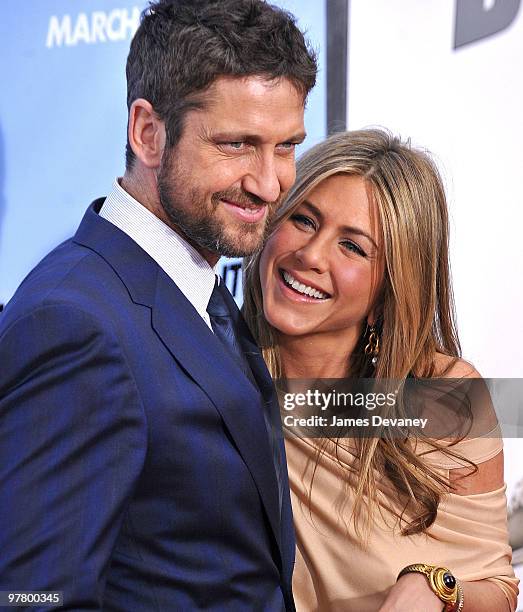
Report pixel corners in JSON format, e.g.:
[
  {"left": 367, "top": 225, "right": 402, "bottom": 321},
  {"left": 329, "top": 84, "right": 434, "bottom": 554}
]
[{"left": 243, "top": 128, "right": 467, "bottom": 536}]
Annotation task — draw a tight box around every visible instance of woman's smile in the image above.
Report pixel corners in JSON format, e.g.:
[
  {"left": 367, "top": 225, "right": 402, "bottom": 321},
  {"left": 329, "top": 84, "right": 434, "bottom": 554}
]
[
  {"left": 259, "top": 173, "right": 383, "bottom": 348},
  {"left": 277, "top": 268, "right": 332, "bottom": 302}
]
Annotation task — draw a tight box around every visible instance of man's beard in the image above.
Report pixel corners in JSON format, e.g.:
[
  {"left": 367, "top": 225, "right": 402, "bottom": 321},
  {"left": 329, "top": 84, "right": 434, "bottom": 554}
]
[{"left": 157, "top": 150, "right": 281, "bottom": 258}]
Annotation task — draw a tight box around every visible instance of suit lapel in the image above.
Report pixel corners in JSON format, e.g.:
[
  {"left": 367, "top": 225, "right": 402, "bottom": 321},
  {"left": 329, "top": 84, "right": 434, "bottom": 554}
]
[
  {"left": 73, "top": 202, "right": 284, "bottom": 565},
  {"left": 151, "top": 272, "right": 283, "bottom": 562}
]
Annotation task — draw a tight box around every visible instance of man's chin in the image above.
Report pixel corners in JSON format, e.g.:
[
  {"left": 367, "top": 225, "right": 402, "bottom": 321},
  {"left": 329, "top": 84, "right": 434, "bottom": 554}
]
[{"left": 217, "top": 226, "right": 267, "bottom": 258}]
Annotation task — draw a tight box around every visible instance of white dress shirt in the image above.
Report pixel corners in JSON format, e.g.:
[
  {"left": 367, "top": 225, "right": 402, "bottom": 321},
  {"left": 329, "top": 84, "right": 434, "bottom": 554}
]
[{"left": 99, "top": 179, "right": 217, "bottom": 329}]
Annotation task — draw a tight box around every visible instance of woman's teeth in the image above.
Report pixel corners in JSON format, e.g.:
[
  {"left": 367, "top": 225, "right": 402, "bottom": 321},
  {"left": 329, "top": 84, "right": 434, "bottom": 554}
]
[{"left": 282, "top": 270, "right": 329, "bottom": 299}]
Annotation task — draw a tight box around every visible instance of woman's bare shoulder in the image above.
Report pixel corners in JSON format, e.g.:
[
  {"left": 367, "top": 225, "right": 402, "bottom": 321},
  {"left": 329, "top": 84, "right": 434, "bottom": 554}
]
[{"left": 433, "top": 353, "right": 481, "bottom": 379}]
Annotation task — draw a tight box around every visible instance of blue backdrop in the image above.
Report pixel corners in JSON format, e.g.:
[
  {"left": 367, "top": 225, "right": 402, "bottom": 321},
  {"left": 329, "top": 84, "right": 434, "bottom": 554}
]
[{"left": 0, "top": 0, "right": 326, "bottom": 305}]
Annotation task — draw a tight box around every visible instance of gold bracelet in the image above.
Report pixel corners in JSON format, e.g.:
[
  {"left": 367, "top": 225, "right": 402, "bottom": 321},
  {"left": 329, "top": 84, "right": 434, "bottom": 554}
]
[{"left": 397, "top": 563, "right": 464, "bottom": 611}]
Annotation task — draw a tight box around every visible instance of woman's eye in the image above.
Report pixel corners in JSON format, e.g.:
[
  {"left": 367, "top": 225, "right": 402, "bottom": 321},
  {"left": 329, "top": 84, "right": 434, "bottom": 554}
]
[
  {"left": 291, "top": 214, "right": 316, "bottom": 230},
  {"left": 341, "top": 240, "right": 366, "bottom": 257}
]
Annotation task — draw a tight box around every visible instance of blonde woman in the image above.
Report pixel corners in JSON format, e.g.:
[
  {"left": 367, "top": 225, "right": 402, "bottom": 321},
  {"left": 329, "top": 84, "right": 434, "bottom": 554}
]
[{"left": 243, "top": 129, "right": 518, "bottom": 611}]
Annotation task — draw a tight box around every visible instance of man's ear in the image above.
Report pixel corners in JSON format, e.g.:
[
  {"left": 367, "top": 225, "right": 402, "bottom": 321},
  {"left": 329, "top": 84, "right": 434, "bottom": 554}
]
[{"left": 127, "top": 98, "right": 165, "bottom": 169}]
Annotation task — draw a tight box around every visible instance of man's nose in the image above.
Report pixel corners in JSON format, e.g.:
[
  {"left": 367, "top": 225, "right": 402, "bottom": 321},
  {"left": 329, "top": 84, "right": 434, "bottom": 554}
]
[{"left": 241, "top": 154, "right": 282, "bottom": 204}]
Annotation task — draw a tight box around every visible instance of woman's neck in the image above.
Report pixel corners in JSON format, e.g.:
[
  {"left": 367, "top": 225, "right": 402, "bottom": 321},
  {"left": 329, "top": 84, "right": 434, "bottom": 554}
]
[{"left": 277, "top": 331, "right": 358, "bottom": 379}]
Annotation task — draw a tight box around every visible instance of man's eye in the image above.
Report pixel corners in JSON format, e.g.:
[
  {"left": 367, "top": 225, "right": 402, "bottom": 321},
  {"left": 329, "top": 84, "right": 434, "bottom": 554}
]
[
  {"left": 227, "top": 142, "right": 244, "bottom": 150},
  {"left": 278, "top": 142, "right": 296, "bottom": 151}
]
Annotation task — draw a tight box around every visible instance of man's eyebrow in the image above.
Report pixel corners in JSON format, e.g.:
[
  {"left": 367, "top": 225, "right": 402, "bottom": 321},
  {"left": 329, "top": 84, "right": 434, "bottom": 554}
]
[
  {"left": 211, "top": 131, "right": 307, "bottom": 143},
  {"left": 289, "top": 131, "right": 307, "bottom": 143},
  {"left": 301, "top": 200, "right": 378, "bottom": 249}
]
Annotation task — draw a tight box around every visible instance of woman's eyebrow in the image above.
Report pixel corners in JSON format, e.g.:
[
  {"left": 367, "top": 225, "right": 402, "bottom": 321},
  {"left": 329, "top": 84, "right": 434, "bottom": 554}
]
[{"left": 301, "top": 199, "right": 378, "bottom": 249}]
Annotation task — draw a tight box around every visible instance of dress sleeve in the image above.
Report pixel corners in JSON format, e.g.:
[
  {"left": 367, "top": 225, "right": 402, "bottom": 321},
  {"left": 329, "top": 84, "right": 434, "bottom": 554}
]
[
  {"left": 417, "top": 430, "right": 519, "bottom": 611},
  {"left": 416, "top": 424, "right": 504, "bottom": 469},
  {"left": 434, "top": 482, "right": 519, "bottom": 611}
]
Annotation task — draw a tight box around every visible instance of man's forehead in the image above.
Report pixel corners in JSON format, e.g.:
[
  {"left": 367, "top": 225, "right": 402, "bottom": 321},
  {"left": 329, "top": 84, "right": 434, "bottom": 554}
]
[
  {"left": 201, "top": 74, "right": 305, "bottom": 109},
  {"left": 188, "top": 75, "right": 305, "bottom": 140}
]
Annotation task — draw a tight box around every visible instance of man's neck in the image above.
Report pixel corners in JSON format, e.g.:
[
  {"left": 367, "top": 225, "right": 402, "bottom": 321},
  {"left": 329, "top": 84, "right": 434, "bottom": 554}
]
[
  {"left": 120, "top": 171, "right": 221, "bottom": 267},
  {"left": 120, "top": 170, "right": 161, "bottom": 220}
]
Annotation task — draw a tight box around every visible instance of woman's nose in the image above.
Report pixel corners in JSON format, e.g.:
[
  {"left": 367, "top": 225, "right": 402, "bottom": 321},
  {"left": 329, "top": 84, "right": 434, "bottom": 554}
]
[{"left": 294, "top": 236, "right": 329, "bottom": 274}]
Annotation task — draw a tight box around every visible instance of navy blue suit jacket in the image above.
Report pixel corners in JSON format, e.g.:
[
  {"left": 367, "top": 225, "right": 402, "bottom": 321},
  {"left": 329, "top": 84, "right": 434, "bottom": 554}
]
[{"left": 0, "top": 201, "right": 295, "bottom": 611}]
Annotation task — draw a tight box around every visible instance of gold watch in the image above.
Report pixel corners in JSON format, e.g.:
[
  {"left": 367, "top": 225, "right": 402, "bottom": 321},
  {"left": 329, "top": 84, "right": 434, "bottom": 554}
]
[{"left": 397, "top": 563, "right": 464, "bottom": 611}]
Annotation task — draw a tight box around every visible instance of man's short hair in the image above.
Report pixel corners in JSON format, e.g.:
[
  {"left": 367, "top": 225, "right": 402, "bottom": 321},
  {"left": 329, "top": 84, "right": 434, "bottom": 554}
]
[{"left": 125, "top": 0, "right": 317, "bottom": 168}]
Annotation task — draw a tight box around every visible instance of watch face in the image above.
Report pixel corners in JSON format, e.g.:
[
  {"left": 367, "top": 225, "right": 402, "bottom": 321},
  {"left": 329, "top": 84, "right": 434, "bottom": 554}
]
[{"left": 443, "top": 571, "right": 456, "bottom": 589}]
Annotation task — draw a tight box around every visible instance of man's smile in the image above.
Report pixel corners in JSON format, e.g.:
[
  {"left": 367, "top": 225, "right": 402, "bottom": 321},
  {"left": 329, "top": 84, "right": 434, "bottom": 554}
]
[{"left": 220, "top": 198, "right": 268, "bottom": 223}]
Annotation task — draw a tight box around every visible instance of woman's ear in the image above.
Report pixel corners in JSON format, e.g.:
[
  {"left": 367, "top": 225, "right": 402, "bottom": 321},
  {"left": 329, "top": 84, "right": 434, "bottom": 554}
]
[
  {"left": 127, "top": 98, "right": 166, "bottom": 169},
  {"left": 367, "top": 303, "right": 383, "bottom": 330},
  {"left": 367, "top": 281, "right": 387, "bottom": 329}
]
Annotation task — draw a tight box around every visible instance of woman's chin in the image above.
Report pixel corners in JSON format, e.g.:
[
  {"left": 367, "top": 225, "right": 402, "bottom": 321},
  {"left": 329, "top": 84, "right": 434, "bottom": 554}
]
[{"left": 265, "top": 311, "right": 316, "bottom": 338}]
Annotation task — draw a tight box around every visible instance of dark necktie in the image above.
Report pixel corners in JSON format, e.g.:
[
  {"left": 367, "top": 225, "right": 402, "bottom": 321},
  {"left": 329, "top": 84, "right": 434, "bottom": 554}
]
[
  {"left": 206, "top": 277, "right": 283, "bottom": 512},
  {"left": 206, "top": 277, "right": 256, "bottom": 386}
]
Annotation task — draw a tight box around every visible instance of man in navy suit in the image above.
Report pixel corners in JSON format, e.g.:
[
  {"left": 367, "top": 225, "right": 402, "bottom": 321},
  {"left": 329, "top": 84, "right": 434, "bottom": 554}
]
[{"left": 0, "top": 1, "right": 316, "bottom": 609}]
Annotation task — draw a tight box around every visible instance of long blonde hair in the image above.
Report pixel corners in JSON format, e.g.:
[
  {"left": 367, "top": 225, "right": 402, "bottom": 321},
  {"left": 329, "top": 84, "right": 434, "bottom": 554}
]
[{"left": 243, "top": 128, "right": 466, "bottom": 536}]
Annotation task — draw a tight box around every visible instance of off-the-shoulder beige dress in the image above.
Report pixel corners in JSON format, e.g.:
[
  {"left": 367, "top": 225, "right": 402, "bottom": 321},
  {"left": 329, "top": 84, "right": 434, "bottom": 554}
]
[{"left": 286, "top": 430, "right": 519, "bottom": 611}]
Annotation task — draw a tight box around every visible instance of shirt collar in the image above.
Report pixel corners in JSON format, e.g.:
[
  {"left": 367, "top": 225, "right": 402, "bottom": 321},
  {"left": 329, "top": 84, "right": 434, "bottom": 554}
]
[{"left": 99, "top": 178, "right": 218, "bottom": 326}]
